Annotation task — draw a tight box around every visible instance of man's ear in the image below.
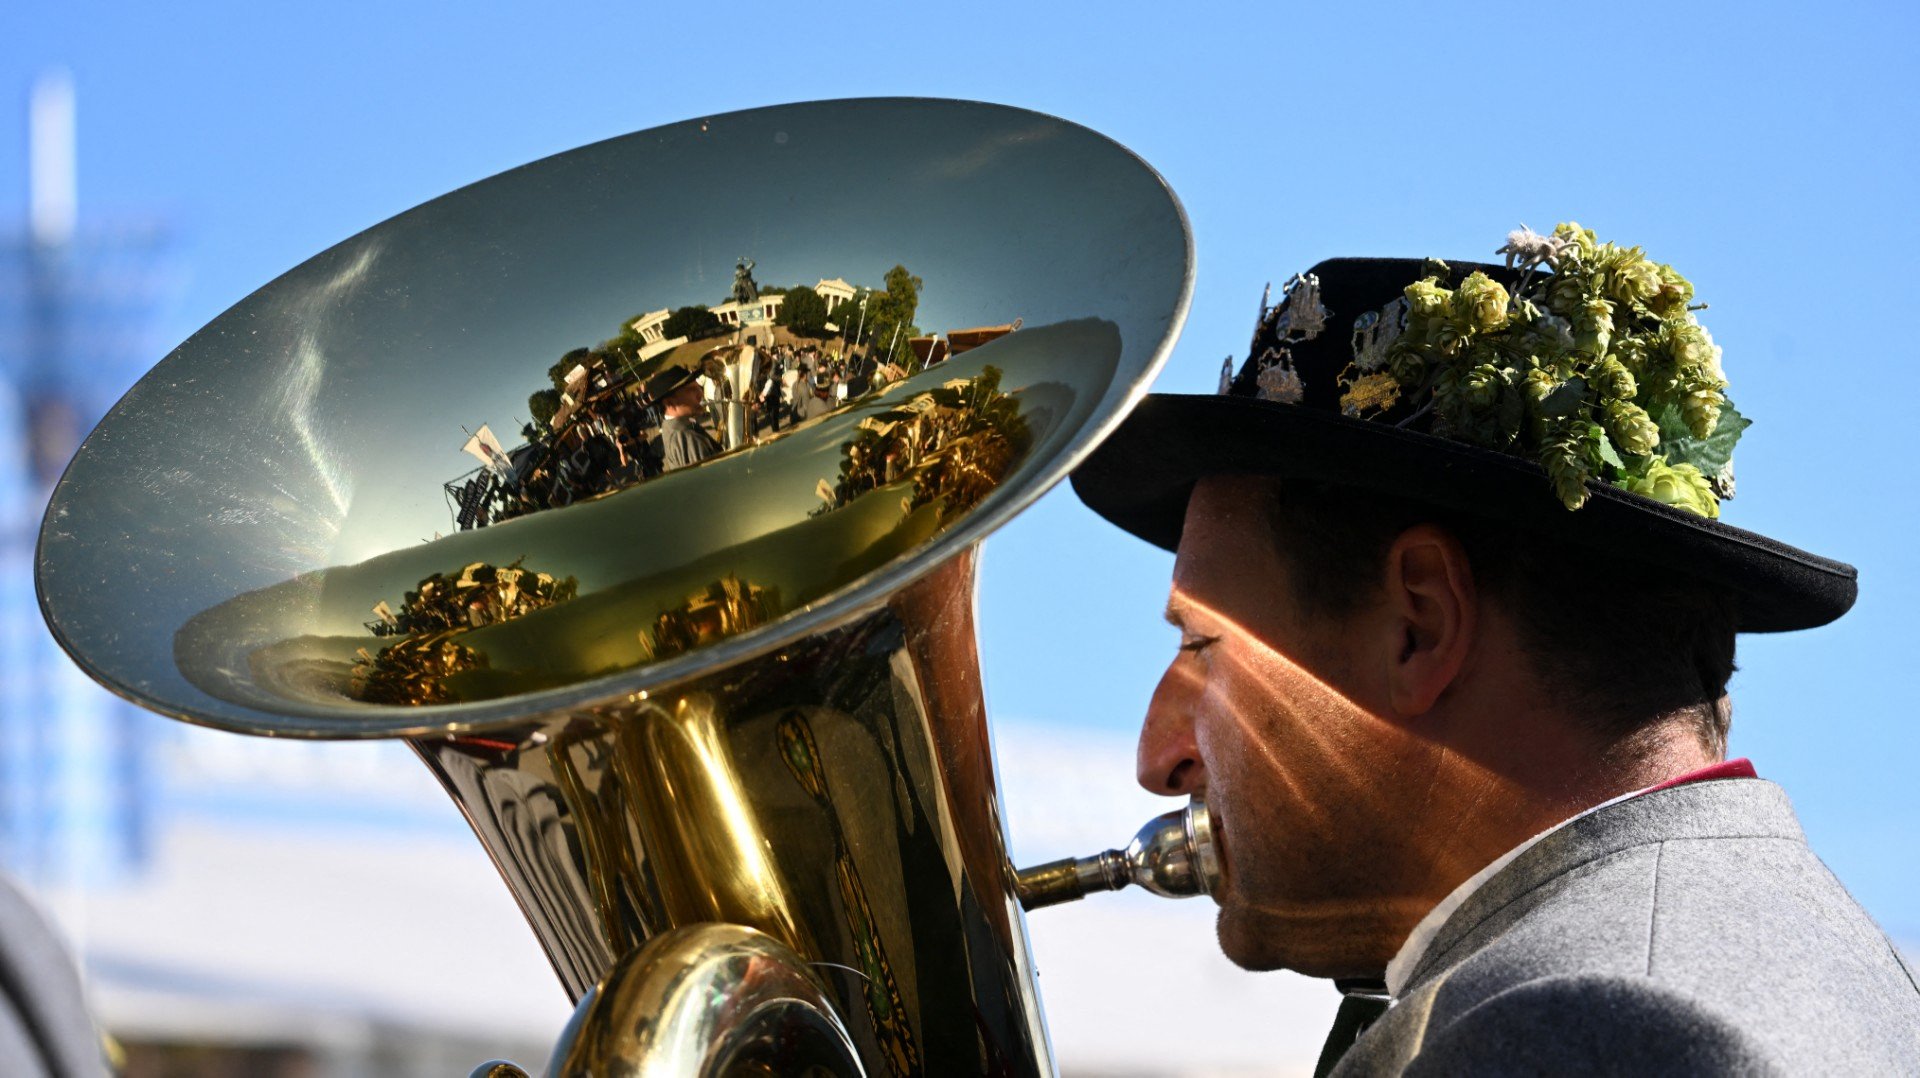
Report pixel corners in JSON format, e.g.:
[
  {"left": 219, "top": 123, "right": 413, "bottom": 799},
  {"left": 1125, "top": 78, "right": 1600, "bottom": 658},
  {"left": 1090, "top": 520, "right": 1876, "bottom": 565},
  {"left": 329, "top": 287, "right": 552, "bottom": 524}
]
[{"left": 1379, "top": 523, "right": 1477, "bottom": 717}]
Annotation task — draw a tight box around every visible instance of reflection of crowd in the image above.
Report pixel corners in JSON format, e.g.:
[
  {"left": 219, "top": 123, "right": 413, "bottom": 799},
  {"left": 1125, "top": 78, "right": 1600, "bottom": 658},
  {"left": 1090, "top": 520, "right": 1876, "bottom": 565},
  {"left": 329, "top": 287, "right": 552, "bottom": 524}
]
[
  {"left": 446, "top": 357, "right": 664, "bottom": 530},
  {"left": 733, "top": 343, "right": 907, "bottom": 435},
  {"left": 448, "top": 344, "right": 915, "bottom": 531}
]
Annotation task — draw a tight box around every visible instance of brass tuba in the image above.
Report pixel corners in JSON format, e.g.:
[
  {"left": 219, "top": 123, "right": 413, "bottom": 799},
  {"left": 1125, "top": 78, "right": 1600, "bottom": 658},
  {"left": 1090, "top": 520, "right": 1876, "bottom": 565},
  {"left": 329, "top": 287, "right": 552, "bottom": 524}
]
[{"left": 37, "top": 99, "right": 1208, "bottom": 1076}]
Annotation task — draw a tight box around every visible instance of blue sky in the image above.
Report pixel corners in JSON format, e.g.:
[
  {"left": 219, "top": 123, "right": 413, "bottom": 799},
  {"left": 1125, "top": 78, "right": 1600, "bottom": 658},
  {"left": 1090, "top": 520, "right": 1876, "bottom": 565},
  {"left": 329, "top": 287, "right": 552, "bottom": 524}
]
[{"left": 5, "top": 0, "right": 1917, "bottom": 954}]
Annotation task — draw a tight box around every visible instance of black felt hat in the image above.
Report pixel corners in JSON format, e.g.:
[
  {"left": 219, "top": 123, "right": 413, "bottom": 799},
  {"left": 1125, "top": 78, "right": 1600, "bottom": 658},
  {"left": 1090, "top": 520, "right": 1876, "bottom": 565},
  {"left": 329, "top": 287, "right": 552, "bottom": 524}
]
[
  {"left": 641, "top": 365, "right": 698, "bottom": 405},
  {"left": 1070, "top": 257, "right": 1857, "bottom": 632}
]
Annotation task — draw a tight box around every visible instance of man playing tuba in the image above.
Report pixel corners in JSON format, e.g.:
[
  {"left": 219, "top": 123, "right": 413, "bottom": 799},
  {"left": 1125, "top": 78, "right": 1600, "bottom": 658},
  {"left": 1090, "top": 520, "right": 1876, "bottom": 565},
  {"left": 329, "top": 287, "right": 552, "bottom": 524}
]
[{"left": 1070, "top": 225, "right": 1920, "bottom": 1073}]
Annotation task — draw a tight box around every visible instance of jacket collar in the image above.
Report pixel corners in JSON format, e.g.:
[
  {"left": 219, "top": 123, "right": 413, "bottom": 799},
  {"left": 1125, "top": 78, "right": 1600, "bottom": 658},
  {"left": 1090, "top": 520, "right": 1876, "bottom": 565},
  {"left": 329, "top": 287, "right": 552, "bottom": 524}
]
[{"left": 1401, "top": 778, "right": 1803, "bottom": 992}]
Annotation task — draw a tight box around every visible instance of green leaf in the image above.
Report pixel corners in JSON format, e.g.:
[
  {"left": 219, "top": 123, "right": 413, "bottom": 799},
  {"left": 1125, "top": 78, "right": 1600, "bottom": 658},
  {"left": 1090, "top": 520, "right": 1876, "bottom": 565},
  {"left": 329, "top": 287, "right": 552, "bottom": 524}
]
[
  {"left": 1652, "top": 398, "right": 1750, "bottom": 474},
  {"left": 1538, "top": 375, "right": 1588, "bottom": 418},
  {"left": 1594, "top": 429, "right": 1625, "bottom": 470},
  {"left": 1618, "top": 453, "right": 1655, "bottom": 482}
]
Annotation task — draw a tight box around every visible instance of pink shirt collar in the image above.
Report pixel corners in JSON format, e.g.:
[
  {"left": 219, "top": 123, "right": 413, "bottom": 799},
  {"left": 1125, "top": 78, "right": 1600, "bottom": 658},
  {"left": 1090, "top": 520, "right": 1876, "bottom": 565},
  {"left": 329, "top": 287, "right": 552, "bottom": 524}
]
[{"left": 1645, "top": 756, "right": 1757, "bottom": 793}]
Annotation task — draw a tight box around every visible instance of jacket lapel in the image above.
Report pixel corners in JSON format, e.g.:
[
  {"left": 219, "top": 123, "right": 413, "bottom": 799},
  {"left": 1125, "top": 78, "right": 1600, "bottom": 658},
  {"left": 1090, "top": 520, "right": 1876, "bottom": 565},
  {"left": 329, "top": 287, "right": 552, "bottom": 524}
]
[{"left": 1401, "top": 779, "right": 1803, "bottom": 993}]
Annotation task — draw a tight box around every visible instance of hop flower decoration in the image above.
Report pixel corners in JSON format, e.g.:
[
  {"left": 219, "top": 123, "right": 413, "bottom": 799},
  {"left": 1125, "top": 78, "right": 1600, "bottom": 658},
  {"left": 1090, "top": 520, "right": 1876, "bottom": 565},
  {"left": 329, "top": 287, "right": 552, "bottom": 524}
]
[
  {"left": 1349, "top": 222, "right": 1750, "bottom": 517},
  {"left": 1624, "top": 460, "right": 1720, "bottom": 519},
  {"left": 1454, "top": 273, "right": 1512, "bottom": 335}
]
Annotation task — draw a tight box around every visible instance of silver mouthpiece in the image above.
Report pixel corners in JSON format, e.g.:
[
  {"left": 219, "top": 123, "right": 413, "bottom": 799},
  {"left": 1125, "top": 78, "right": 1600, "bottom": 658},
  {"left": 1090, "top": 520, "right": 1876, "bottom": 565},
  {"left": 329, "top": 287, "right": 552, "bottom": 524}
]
[{"left": 1013, "top": 797, "right": 1222, "bottom": 911}]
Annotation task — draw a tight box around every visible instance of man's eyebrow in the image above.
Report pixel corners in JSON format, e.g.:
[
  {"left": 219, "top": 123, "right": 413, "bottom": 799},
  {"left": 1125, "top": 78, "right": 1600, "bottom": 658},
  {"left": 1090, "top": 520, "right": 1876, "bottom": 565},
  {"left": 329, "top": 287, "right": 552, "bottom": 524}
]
[{"left": 1163, "top": 598, "right": 1187, "bottom": 628}]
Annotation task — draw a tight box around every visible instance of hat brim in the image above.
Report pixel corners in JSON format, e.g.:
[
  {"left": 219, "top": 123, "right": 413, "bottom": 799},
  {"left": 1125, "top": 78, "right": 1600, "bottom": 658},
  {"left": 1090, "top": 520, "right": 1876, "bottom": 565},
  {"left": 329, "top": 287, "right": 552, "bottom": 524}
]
[
  {"left": 643, "top": 366, "right": 698, "bottom": 403},
  {"left": 1069, "top": 394, "right": 1857, "bottom": 633}
]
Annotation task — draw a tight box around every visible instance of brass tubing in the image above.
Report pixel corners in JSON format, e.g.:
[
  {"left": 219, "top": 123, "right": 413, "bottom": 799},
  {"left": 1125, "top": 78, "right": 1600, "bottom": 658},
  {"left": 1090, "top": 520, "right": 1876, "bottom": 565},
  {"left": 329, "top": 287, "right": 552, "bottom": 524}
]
[
  {"left": 1015, "top": 798, "right": 1222, "bottom": 911},
  {"left": 1013, "top": 853, "right": 1127, "bottom": 910}
]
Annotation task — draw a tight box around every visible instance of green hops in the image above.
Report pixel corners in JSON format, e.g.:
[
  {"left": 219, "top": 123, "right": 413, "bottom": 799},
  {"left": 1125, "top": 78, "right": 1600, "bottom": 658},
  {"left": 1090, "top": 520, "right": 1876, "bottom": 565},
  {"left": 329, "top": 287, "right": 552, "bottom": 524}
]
[
  {"left": 1576, "top": 296, "right": 1616, "bottom": 356},
  {"left": 1553, "top": 222, "right": 1598, "bottom": 261},
  {"left": 1607, "top": 253, "right": 1662, "bottom": 307},
  {"left": 1524, "top": 367, "right": 1557, "bottom": 405},
  {"left": 1455, "top": 272, "right": 1512, "bottom": 335},
  {"left": 1405, "top": 278, "right": 1451, "bottom": 321},
  {"left": 1646, "top": 263, "right": 1694, "bottom": 318},
  {"left": 1464, "top": 362, "right": 1503, "bottom": 408},
  {"left": 1604, "top": 399, "right": 1661, "bottom": 456},
  {"left": 1666, "top": 322, "right": 1720, "bottom": 374},
  {"left": 1352, "top": 222, "right": 1747, "bottom": 515},
  {"left": 1682, "top": 384, "right": 1724, "bottom": 439},
  {"left": 1542, "top": 422, "right": 1593, "bottom": 510},
  {"left": 1624, "top": 459, "right": 1720, "bottom": 519},
  {"left": 1595, "top": 356, "right": 1637, "bottom": 400},
  {"left": 1547, "top": 270, "right": 1588, "bottom": 317}
]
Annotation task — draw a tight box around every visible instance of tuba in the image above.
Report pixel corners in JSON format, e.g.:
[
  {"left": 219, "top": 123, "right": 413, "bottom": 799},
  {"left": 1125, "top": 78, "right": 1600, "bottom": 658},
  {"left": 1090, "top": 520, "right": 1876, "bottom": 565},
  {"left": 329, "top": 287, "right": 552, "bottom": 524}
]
[{"left": 37, "top": 99, "right": 1211, "bottom": 1076}]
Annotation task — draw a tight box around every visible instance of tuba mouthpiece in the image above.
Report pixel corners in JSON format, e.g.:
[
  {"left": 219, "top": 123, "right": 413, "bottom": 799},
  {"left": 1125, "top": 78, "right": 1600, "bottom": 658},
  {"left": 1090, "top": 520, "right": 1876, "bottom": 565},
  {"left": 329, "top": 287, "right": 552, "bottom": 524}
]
[{"left": 1015, "top": 797, "right": 1222, "bottom": 911}]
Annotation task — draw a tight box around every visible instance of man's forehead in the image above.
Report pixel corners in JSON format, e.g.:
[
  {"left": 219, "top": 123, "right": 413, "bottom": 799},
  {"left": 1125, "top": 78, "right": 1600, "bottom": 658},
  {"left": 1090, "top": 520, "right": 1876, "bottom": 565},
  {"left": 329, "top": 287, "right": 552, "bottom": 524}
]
[{"left": 1171, "top": 475, "right": 1283, "bottom": 607}]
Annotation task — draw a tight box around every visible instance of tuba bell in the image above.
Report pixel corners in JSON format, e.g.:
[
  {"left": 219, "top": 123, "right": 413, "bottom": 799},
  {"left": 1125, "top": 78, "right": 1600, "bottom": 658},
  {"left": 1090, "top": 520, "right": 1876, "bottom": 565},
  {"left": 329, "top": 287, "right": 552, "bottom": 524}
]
[{"left": 37, "top": 98, "right": 1207, "bottom": 1076}]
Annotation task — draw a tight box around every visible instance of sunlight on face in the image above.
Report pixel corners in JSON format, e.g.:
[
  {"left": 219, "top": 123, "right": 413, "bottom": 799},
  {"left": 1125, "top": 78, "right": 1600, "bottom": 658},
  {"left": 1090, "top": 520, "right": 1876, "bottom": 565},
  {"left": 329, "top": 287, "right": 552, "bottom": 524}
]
[{"left": 1140, "top": 477, "right": 1503, "bottom": 977}]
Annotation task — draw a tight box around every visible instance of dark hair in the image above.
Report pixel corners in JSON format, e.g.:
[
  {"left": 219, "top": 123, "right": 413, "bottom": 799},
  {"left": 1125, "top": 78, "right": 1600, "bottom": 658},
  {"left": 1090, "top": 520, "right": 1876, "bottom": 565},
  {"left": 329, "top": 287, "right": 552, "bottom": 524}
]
[{"left": 1258, "top": 480, "right": 1737, "bottom": 754}]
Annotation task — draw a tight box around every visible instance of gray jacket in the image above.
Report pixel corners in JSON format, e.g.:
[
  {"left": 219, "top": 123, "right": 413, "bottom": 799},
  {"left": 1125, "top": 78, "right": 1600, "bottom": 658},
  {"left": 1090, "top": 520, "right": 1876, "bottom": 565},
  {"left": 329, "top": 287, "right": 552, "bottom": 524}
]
[
  {"left": 659, "top": 414, "right": 722, "bottom": 472},
  {"left": 1336, "top": 779, "right": 1920, "bottom": 1075}
]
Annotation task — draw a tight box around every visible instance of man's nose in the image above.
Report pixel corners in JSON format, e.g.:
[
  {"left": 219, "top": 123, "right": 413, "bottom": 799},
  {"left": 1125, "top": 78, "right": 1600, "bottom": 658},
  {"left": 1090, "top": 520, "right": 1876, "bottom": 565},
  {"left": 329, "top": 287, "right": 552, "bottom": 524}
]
[{"left": 1137, "top": 662, "right": 1205, "bottom": 797}]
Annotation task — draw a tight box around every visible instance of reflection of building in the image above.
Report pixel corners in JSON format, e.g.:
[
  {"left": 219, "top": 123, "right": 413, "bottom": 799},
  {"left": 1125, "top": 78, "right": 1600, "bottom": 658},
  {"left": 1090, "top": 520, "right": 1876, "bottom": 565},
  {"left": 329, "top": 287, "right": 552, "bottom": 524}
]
[
  {"left": 710, "top": 292, "right": 784, "bottom": 327},
  {"left": 626, "top": 308, "right": 687, "bottom": 362},
  {"left": 690, "top": 272, "right": 861, "bottom": 335},
  {"left": 814, "top": 277, "right": 856, "bottom": 312}
]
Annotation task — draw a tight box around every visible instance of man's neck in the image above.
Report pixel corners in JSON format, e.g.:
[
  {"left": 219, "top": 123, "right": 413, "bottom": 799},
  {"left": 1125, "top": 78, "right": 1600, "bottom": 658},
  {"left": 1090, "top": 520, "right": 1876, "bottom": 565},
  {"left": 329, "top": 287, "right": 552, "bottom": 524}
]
[
  {"left": 1382, "top": 752, "right": 1751, "bottom": 995},
  {"left": 1450, "top": 695, "right": 1718, "bottom": 831},
  {"left": 1365, "top": 715, "right": 1720, "bottom": 972}
]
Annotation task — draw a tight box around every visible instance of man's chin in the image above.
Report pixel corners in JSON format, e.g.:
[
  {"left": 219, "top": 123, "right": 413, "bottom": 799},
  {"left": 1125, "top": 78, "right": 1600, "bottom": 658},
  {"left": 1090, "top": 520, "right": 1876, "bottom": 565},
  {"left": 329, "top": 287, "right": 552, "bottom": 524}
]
[
  {"left": 1215, "top": 903, "right": 1388, "bottom": 980},
  {"left": 1214, "top": 905, "right": 1288, "bottom": 972}
]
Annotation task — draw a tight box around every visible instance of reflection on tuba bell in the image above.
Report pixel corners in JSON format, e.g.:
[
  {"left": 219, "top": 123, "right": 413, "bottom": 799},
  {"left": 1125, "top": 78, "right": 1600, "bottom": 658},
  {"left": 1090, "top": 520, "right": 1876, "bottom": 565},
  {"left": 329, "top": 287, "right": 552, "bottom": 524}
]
[{"left": 38, "top": 99, "right": 1200, "bottom": 1076}]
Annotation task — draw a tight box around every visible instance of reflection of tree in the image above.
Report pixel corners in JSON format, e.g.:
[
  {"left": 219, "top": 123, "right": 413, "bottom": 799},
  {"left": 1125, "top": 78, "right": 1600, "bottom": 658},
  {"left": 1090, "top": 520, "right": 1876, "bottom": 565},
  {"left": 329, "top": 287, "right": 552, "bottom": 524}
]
[
  {"left": 351, "top": 559, "right": 579, "bottom": 705},
  {"left": 643, "top": 574, "right": 781, "bottom": 662},
  {"left": 776, "top": 286, "right": 831, "bottom": 338},
  {"left": 527, "top": 388, "right": 562, "bottom": 428},
  {"left": 661, "top": 305, "right": 727, "bottom": 343},
  {"left": 815, "top": 365, "right": 1029, "bottom": 524},
  {"left": 864, "top": 265, "right": 923, "bottom": 369}
]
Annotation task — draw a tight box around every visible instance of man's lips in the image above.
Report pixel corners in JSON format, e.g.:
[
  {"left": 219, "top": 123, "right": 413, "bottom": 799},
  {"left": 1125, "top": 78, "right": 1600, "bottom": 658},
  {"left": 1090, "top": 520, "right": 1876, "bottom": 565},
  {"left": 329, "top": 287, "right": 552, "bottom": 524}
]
[{"left": 1208, "top": 800, "right": 1232, "bottom": 895}]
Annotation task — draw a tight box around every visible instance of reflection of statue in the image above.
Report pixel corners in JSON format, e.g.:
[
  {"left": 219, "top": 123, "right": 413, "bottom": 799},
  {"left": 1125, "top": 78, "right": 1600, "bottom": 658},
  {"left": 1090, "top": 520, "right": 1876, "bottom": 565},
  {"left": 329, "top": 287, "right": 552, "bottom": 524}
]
[{"left": 731, "top": 258, "right": 759, "bottom": 305}]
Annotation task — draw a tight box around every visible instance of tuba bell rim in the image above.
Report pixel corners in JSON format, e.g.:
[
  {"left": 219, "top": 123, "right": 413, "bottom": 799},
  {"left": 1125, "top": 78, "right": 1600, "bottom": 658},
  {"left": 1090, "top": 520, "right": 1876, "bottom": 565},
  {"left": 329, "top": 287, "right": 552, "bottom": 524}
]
[{"left": 35, "top": 97, "right": 1195, "bottom": 742}]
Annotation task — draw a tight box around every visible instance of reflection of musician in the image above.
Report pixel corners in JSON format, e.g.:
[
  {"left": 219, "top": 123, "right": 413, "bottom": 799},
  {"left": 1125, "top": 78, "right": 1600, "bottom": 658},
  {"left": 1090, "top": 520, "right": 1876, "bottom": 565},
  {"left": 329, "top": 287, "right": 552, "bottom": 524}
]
[
  {"left": 790, "top": 365, "right": 834, "bottom": 424},
  {"left": 645, "top": 368, "right": 723, "bottom": 472},
  {"left": 1070, "top": 251, "right": 1918, "bottom": 1073},
  {"left": 757, "top": 352, "right": 786, "bottom": 432}
]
